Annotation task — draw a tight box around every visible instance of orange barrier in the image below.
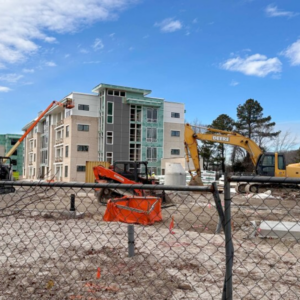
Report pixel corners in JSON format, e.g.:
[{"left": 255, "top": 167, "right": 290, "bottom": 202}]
[{"left": 103, "top": 196, "right": 162, "bottom": 225}]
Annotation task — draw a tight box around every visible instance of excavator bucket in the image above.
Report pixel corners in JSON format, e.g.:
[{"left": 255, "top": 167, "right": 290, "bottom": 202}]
[
  {"left": 188, "top": 175, "right": 204, "bottom": 186},
  {"left": 103, "top": 196, "right": 162, "bottom": 225}
]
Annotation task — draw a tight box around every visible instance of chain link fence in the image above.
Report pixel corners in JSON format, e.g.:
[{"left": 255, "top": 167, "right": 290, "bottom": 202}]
[
  {"left": 228, "top": 175, "right": 300, "bottom": 300},
  {"left": 0, "top": 177, "right": 300, "bottom": 299}
]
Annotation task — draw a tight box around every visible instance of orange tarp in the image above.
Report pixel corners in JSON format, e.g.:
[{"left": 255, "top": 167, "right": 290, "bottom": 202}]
[{"left": 103, "top": 196, "right": 162, "bottom": 225}]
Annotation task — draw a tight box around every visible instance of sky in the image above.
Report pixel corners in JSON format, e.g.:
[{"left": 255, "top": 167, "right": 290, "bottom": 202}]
[{"left": 0, "top": 0, "right": 300, "bottom": 148}]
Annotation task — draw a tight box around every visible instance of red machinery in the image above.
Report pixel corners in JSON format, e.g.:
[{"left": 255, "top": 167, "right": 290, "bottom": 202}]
[{"left": 93, "top": 161, "right": 166, "bottom": 225}]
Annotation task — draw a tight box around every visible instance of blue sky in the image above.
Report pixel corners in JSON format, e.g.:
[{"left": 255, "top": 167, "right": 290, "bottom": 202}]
[{"left": 0, "top": 0, "right": 300, "bottom": 148}]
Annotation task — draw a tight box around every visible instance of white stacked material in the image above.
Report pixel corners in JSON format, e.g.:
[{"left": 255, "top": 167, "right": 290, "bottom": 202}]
[
  {"left": 259, "top": 221, "right": 300, "bottom": 240},
  {"left": 164, "top": 163, "right": 186, "bottom": 186}
]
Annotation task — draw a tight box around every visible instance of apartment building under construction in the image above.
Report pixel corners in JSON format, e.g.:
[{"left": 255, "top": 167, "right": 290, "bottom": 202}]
[{"left": 22, "top": 83, "right": 185, "bottom": 182}]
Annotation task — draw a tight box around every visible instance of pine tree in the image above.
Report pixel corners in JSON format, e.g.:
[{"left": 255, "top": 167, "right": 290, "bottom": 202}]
[
  {"left": 235, "top": 99, "right": 280, "bottom": 171},
  {"left": 210, "top": 114, "right": 235, "bottom": 173}
]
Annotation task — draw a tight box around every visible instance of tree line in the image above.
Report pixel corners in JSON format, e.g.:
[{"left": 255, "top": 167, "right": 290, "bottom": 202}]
[{"left": 190, "top": 99, "right": 300, "bottom": 174}]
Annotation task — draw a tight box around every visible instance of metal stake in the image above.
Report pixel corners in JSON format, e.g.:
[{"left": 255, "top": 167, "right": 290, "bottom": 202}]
[
  {"left": 128, "top": 224, "right": 135, "bottom": 257},
  {"left": 70, "top": 194, "right": 76, "bottom": 211}
]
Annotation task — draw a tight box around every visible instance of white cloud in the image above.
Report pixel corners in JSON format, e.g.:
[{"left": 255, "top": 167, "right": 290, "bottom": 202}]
[
  {"left": 155, "top": 18, "right": 182, "bottom": 33},
  {"left": 265, "top": 4, "right": 297, "bottom": 18},
  {"left": 221, "top": 54, "right": 282, "bottom": 77},
  {"left": 23, "top": 68, "right": 34, "bottom": 73},
  {"left": 0, "top": 73, "right": 23, "bottom": 82},
  {"left": 83, "top": 60, "right": 101, "bottom": 64},
  {"left": 230, "top": 80, "right": 239, "bottom": 86},
  {"left": 45, "top": 61, "right": 56, "bottom": 67},
  {"left": 44, "top": 37, "right": 57, "bottom": 43},
  {"left": 93, "top": 38, "right": 104, "bottom": 51},
  {"left": 192, "top": 18, "right": 198, "bottom": 24},
  {"left": 79, "top": 49, "right": 89, "bottom": 54},
  {"left": 0, "top": 86, "right": 11, "bottom": 92},
  {"left": 281, "top": 39, "right": 300, "bottom": 66},
  {"left": 0, "top": 0, "right": 135, "bottom": 67}
]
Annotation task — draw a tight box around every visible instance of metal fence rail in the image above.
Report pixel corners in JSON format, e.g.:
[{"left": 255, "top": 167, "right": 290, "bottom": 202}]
[{"left": 1, "top": 178, "right": 300, "bottom": 299}]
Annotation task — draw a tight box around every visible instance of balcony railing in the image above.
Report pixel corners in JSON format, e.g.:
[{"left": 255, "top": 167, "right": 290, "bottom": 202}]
[
  {"left": 55, "top": 138, "right": 64, "bottom": 145},
  {"left": 57, "top": 119, "right": 64, "bottom": 126},
  {"left": 55, "top": 156, "right": 63, "bottom": 163},
  {"left": 29, "top": 161, "right": 33, "bottom": 165}
]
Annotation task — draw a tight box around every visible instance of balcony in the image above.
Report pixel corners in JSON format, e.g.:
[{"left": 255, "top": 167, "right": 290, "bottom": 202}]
[
  {"left": 29, "top": 161, "right": 33, "bottom": 165},
  {"left": 55, "top": 156, "right": 63, "bottom": 163},
  {"left": 55, "top": 138, "right": 64, "bottom": 145},
  {"left": 57, "top": 119, "right": 64, "bottom": 126}
]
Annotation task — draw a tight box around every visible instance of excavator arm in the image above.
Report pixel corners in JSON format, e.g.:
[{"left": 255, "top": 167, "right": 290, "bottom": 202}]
[
  {"left": 184, "top": 123, "right": 263, "bottom": 185},
  {"left": 3, "top": 99, "right": 74, "bottom": 162}
]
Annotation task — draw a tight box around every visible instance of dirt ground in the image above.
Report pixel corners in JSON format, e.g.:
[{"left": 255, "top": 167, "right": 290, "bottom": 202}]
[{"left": 0, "top": 186, "right": 300, "bottom": 299}]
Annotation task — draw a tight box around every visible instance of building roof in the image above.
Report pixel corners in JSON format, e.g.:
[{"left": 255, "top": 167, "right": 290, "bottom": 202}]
[{"left": 92, "top": 83, "right": 152, "bottom": 96}]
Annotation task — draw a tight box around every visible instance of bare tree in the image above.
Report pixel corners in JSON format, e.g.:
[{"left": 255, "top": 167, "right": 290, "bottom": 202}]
[{"left": 267, "top": 130, "right": 298, "bottom": 152}]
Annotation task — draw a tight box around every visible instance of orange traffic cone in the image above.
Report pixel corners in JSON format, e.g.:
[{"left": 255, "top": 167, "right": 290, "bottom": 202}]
[
  {"left": 96, "top": 267, "right": 101, "bottom": 279},
  {"left": 169, "top": 216, "right": 175, "bottom": 234}
]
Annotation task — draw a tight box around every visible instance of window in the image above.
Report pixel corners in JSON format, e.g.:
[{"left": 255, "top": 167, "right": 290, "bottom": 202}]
[
  {"left": 11, "top": 159, "right": 17, "bottom": 165},
  {"left": 77, "top": 166, "right": 86, "bottom": 172},
  {"left": 147, "top": 147, "right": 157, "bottom": 162},
  {"left": 77, "top": 145, "right": 89, "bottom": 152},
  {"left": 65, "top": 166, "right": 68, "bottom": 177},
  {"left": 130, "top": 144, "right": 141, "bottom": 161},
  {"left": 278, "top": 155, "right": 286, "bottom": 170},
  {"left": 171, "top": 149, "right": 180, "bottom": 155},
  {"left": 147, "top": 108, "right": 158, "bottom": 122},
  {"left": 130, "top": 123, "right": 141, "bottom": 142},
  {"left": 77, "top": 124, "right": 89, "bottom": 131},
  {"left": 65, "top": 146, "right": 69, "bottom": 158},
  {"left": 106, "top": 152, "right": 113, "bottom": 164},
  {"left": 147, "top": 128, "right": 157, "bottom": 142},
  {"left": 11, "top": 139, "right": 17, "bottom": 145},
  {"left": 66, "top": 126, "right": 69, "bottom": 138},
  {"left": 78, "top": 104, "right": 89, "bottom": 111},
  {"left": 171, "top": 112, "right": 180, "bottom": 118},
  {"left": 12, "top": 150, "right": 17, "bottom": 156},
  {"left": 107, "top": 90, "right": 124, "bottom": 97},
  {"left": 171, "top": 130, "right": 180, "bottom": 137},
  {"left": 34, "top": 139, "right": 36, "bottom": 148},
  {"left": 106, "top": 132, "right": 113, "bottom": 144},
  {"left": 41, "top": 136, "right": 48, "bottom": 148},
  {"left": 130, "top": 105, "right": 142, "bottom": 122},
  {"left": 107, "top": 102, "right": 114, "bottom": 124}
]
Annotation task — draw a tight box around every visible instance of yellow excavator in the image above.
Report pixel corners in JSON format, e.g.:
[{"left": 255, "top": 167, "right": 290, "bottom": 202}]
[{"left": 184, "top": 123, "right": 300, "bottom": 193}]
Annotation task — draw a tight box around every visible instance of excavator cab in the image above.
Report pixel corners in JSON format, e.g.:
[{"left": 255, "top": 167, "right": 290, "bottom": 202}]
[{"left": 255, "top": 152, "right": 286, "bottom": 177}]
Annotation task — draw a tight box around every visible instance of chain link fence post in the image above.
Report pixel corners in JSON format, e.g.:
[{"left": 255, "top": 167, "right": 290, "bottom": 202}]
[{"left": 222, "top": 174, "right": 234, "bottom": 300}]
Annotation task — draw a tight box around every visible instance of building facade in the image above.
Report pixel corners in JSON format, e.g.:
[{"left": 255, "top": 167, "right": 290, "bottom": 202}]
[
  {"left": 0, "top": 134, "right": 23, "bottom": 178},
  {"left": 22, "top": 83, "right": 185, "bottom": 182}
]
